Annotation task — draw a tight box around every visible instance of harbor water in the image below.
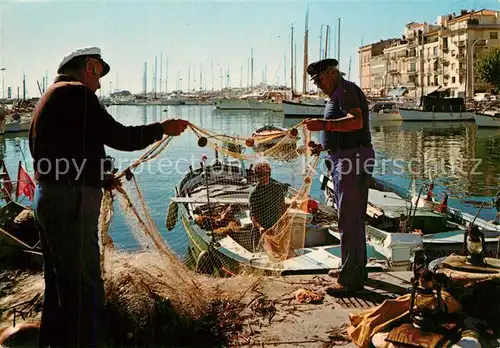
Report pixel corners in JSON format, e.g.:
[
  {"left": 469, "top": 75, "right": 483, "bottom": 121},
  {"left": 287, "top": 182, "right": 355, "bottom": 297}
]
[{"left": 2, "top": 104, "right": 499, "bottom": 256}]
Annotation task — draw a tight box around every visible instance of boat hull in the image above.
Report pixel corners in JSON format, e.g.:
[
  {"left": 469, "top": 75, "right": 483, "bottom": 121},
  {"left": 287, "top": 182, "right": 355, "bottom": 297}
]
[
  {"left": 399, "top": 108, "right": 475, "bottom": 121},
  {"left": 5, "top": 121, "right": 30, "bottom": 133},
  {"left": 248, "top": 99, "right": 282, "bottom": 112},
  {"left": 282, "top": 100, "right": 325, "bottom": 118},
  {"left": 214, "top": 99, "right": 250, "bottom": 110},
  {"left": 369, "top": 111, "right": 402, "bottom": 121},
  {"left": 474, "top": 113, "right": 500, "bottom": 128}
]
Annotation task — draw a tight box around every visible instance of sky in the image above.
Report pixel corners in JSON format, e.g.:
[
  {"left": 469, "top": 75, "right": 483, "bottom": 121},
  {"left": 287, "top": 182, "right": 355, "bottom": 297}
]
[{"left": 0, "top": 0, "right": 499, "bottom": 97}]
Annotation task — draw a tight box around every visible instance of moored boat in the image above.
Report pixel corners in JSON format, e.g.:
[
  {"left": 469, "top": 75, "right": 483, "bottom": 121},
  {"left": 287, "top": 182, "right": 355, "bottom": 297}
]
[
  {"left": 399, "top": 95, "right": 474, "bottom": 121},
  {"left": 473, "top": 111, "right": 500, "bottom": 128},
  {"left": 169, "top": 152, "right": 387, "bottom": 276},
  {"left": 319, "top": 174, "right": 500, "bottom": 270},
  {"left": 282, "top": 100, "right": 325, "bottom": 118},
  {"left": 0, "top": 201, "right": 41, "bottom": 269}
]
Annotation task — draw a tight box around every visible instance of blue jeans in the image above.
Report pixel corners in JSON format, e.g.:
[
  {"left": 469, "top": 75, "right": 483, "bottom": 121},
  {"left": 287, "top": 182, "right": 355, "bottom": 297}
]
[
  {"left": 327, "top": 146, "right": 375, "bottom": 288},
  {"left": 33, "top": 182, "right": 106, "bottom": 347}
]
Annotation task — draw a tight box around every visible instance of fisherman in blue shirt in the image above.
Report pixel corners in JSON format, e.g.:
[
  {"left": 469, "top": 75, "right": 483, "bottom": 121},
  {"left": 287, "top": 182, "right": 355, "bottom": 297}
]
[{"left": 304, "top": 58, "right": 375, "bottom": 292}]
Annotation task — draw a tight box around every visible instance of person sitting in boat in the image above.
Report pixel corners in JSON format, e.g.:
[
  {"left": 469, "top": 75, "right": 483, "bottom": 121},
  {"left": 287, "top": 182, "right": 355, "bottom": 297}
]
[{"left": 249, "top": 161, "right": 290, "bottom": 248}]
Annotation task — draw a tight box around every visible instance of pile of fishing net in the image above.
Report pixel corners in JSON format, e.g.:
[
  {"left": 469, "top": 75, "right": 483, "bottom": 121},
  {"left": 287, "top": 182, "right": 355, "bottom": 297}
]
[
  {"left": 94, "top": 120, "right": 323, "bottom": 344},
  {"left": 101, "top": 250, "right": 255, "bottom": 347}
]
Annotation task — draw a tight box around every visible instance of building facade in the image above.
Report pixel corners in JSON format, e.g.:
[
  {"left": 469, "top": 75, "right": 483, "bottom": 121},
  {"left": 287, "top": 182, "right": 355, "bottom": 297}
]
[{"left": 358, "top": 9, "right": 500, "bottom": 99}]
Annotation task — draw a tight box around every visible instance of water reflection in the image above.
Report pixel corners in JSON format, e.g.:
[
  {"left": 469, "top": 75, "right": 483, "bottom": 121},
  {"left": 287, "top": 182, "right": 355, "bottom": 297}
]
[{"left": 0, "top": 105, "right": 498, "bottom": 249}]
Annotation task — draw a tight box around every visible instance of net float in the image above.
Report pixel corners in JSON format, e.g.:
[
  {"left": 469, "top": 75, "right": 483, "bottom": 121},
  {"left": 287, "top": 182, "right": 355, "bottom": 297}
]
[{"left": 198, "top": 137, "right": 208, "bottom": 147}]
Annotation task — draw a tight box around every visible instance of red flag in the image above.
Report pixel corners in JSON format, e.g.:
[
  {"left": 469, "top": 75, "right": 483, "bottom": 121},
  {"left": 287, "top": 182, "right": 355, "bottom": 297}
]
[{"left": 16, "top": 162, "right": 35, "bottom": 201}]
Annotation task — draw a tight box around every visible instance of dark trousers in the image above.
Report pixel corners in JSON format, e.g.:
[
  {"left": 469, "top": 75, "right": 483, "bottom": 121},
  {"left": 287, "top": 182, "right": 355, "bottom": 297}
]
[
  {"left": 33, "top": 182, "right": 106, "bottom": 347},
  {"left": 327, "top": 146, "right": 375, "bottom": 288}
]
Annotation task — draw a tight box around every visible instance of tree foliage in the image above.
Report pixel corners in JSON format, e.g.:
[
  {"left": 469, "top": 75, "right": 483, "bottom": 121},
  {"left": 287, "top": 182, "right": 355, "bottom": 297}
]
[{"left": 475, "top": 47, "right": 500, "bottom": 90}]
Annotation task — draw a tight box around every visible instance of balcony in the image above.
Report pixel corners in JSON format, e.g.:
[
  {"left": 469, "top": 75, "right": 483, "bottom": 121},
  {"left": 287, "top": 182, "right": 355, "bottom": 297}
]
[
  {"left": 442, "top": 47, "right": 449, "bottom": 53},
  {"left": 442, "top": 60, "right": 450, "bottom": 66},
  {"left": 466, "top": 23, "right": 500, "bottom": 30},
  {"left": 388, "top": 68, "right": 399, "bottom": 74}
]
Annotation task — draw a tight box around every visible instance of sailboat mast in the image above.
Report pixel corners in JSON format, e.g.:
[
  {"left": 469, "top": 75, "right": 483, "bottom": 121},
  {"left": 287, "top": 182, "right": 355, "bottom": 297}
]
[
  {"left": 250, "top": 48, "right": 254, "bottom": 90},
  {"left": 154, "top": 55, "right": 157, "bottom": 98},
  {"left": 319, "top": 25, "right": 323, "bottom": 60},
  {"left": 143, "top": 62, "right": 147, "bottom": 97},
  {"left": 22, "top": 72, "right": 26, "bottom": 100},
  {"left": 165, "top": 57, "right": 168, "bottom": 94},
  {"left": 211, "top": 61, "right": 214, "bottom": 91},
  {"left": 324, "top": 25, "right": 329, "bottom": 58},
  {"left": 188, "top": 62, "right": 191, "bottom": 93},
  {"left": 290, "top": 24, "right": 294, "bottom": 94},
  {"left": 348, "top": 56, "right": 352, "bottom": 80},
  {"left": 284, "top": 54, "right": 286, "bottom": 88},
  {"left": 200, "top": 63, "right": 203, "bottom": 91},
  {"left": 302, "top": 7, "right": 309, "bottom": 93},
  {"left": 337, "top": 18, "right": 341, "bottom": 63},
  {"left": 159, "top": 52, "right": 163, "bottom": 95}
]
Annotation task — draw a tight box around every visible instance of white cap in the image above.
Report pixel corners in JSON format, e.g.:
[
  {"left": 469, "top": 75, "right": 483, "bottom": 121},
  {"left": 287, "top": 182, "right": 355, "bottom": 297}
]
[{"left": 57, "top": 47, "right": 110, "bottom": 77}]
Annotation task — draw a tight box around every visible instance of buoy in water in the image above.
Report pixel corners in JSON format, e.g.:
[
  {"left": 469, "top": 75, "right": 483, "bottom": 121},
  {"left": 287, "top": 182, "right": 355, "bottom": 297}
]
[{"left": 165, "top": 201, "right": 179, "bottom": 231}]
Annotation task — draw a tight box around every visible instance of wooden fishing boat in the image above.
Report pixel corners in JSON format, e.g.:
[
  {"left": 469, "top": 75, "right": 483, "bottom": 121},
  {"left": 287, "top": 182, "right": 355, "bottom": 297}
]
[
  {"left": 168, "top": 153, "right": 387, "bottom": 276},
  {"left": 319, "top": 174, "right": 500, "bottom": 270},
  {"left": 0, "top": 201, "right": 42, "bottom": 269}
]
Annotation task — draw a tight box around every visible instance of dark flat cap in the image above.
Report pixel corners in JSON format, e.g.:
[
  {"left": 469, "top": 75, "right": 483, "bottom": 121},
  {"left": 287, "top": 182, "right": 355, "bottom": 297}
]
[{"left": 307, "top": 58, "right": 338, "bottom": 80}]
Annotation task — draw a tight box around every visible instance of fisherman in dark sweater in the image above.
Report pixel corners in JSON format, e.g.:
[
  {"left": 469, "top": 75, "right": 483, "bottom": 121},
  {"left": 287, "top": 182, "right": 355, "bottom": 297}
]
[{"left": 29, "top": 47, "right": 188, "bottom": 348}]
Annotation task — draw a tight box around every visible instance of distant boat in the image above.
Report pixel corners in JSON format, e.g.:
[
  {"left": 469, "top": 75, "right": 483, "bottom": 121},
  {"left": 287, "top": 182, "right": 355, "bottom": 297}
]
[
  {"left": 473, "top": 111, "right": 500, "bottom": 128},
  {"left": 282, "top": 100, "right": 325, "bottom": 118},
  {"left": 399, "top": 94, "right": 474, "bottom": 121},
  {"left": 369, "top": 101, "right": 402, "bottom": 122}
]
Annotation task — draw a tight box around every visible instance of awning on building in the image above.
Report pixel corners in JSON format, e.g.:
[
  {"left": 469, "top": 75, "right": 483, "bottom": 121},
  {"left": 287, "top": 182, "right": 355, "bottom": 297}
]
[
  {"left": 424, "top": 86, "right": 440, "bottom": 95},
  {"left": 387, "top": 87, "right": 408, "bottom": 97}
]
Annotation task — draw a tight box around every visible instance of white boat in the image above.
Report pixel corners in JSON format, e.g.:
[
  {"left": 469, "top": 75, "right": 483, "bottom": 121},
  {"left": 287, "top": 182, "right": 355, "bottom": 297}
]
[
  {"left": 319, "top": 174, "right": 500, "bottom": 270},
  {"left": 473, "top": 111, "right": 500, "bottom": 128},
  {"left": 248, "top": 99, "right": 282, "bottom": 112},
  {"left": 399, "top": 108, "right": 475, "bottom": 121},
  {"left": 4, "top": 113, "right": 31, "bottom": 133},
  {"left": 282, "top": 100, "right": 326, "bottom": 118},
  {"left": 214, "top": 98, "right": 250, "bottom": 110}
]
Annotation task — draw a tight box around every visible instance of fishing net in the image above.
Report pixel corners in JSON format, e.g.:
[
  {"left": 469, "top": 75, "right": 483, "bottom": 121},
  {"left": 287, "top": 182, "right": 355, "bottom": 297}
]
[{"left": 96, "top": 120, "right": 336, "bottom": 345}]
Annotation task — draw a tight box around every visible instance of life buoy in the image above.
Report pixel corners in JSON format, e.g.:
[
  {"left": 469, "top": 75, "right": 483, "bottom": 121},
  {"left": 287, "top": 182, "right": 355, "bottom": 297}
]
[{"left": 165, "top": 201, "right": 179, "bottom": 231}]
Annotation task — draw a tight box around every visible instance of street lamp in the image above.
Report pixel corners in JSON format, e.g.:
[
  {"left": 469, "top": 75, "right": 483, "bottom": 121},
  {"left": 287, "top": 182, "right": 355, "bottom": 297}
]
[{"left": 470, "top": 38, "right": 488, "bottom": 98}]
